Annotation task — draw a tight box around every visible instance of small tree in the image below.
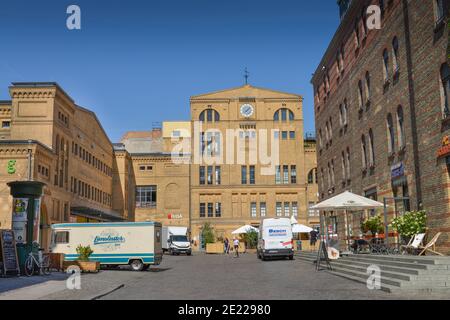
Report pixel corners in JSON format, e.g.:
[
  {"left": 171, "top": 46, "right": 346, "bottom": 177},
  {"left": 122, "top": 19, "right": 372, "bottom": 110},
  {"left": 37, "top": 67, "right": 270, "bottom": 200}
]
[
  {"left": 201, "top": 223, "right": 216, "bottom": 245},
  {"left": 243, "top": 230, "right": 258, "bottom": 249}
]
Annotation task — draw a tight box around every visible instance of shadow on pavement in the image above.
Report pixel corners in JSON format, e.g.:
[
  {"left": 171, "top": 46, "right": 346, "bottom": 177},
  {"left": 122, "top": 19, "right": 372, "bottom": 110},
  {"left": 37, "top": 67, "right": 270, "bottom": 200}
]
[{"left": 0, "top": 273, "right": 69, "bottom": 294}]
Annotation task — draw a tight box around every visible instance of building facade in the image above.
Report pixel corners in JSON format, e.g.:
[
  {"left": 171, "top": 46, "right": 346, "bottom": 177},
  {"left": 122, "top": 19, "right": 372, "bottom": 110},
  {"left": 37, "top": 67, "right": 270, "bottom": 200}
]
[
  {"left": 188, "top": 85, "right": 318, "bottom": 249},
  {"left": 0, "top": 83, "right": 123, "bottom": 249},
  {"left": 0, "top": 82, "right": 318, "bottom": 252},
  {"left": 312, "top": 0, "right": 450, "bottom": 253}
]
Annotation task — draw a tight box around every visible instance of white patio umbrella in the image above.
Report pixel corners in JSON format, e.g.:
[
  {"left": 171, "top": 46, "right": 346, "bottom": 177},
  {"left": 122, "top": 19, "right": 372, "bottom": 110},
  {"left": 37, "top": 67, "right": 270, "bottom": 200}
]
[
  {"left": 310, "top": 191, "right": 384, "bottom": 211},
  {"left": 310, "top": 191, "right": 384, "bottom": 249},
  {"left": 292, "top": 224, "right": 313, "bottom": 234},
  {"left": 290, "top": 215, "right": 298, "bottom": 225},
  {"left": 231, "top": 225, "right": 259, "bottom": 235}
]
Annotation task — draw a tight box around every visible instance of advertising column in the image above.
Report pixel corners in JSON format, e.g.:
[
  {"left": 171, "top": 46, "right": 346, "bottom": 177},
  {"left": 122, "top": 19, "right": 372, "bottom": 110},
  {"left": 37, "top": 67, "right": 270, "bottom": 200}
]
[{"left": 7, "top": 181, "right": 45, "bottom": 270}]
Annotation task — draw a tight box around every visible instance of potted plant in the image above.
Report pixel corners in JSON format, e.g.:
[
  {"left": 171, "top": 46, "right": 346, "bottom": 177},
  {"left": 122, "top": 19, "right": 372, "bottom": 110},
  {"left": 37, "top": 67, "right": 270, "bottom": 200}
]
[
  {"left": 390, "top": 210, "right": 427, "bottom": 244},
  {"left": 71, "top": 245, "right": 100, "bottom": 273},
  {"left": 361, "top": 215, "right": 384, "bottom": 237}
]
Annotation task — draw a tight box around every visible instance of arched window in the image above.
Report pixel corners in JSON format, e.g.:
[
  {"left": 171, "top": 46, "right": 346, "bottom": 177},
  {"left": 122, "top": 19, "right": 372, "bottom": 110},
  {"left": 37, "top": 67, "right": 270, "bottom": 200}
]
[
  {"left": 387, "top": 113, "right": 395, "bottom": 153},
  {"left": 346, "top": 147, "right": 351, "bottom": 179},
  {"left": 365, "top": 71, "right": 371, "bottom": 102},
  {"left": 383, "top": 49, "right": 390, "bottom": 82},
  {"left": 392, "top": 37, "right": 399, "bottom": 73},
  {"left": 341, "top": 151, "right": 346, "bottom": 180},
  {"left": 397, "top": 106, "right": 405, "bottom": 149},
  {"left": 435, "top": 0, "right": 445, "bottom": 22},
  {"left": 368, "top": 129, "right": 375, "bottom": 166},
  {"left": 354, "top": 20, "right": 360, "bottom": 47},
  {"left": 274, "top": 108, "right": 294, "bottom": 122},
  {"left": 55, "top": 135, "right": 60, "bottom": 155},
  {"left": 440, "top": 63, "right": 450, "bottom": 118},
  {"left": 308, "top": 168, "right": 316, "bottom": 184},
  {"left": 318, "top": 129, "right": 323, "bottom": 148},
  {"left": 361, "top": 135, "right": 368, "bottom": 169},
  {"left": 358, "top": 80, "right": 364, "bottom": 109},
  {"left": 199, "top": 109, "right": 220, "bottom": 122}
]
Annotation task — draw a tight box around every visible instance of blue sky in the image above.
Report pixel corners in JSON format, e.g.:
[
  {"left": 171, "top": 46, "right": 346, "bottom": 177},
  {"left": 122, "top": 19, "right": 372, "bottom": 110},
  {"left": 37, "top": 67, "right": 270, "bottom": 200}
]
[{"left": 0, "top": 0, "right": 339, "bottom": 142}]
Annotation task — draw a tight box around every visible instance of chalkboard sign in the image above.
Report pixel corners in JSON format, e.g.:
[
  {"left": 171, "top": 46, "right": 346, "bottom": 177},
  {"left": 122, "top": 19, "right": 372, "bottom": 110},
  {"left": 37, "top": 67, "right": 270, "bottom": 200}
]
[
  {"left": 0, "top": 230, "right": 20, "bottom": 276},
  {"left": 315, "top": 241, "right": 333, "bottom": 271}
]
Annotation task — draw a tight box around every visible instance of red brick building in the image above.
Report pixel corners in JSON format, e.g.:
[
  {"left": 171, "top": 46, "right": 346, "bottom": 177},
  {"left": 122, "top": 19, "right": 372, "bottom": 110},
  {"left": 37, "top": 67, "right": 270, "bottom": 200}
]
[{"left": 312, "top": 0, "right": 450, "bottom": 253}]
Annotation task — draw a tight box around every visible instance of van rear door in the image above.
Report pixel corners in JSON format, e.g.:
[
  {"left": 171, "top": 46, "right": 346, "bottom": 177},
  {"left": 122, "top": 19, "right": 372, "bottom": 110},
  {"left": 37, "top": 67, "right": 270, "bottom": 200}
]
[
  {"left": 264, "top": 225, "right": 292, "bottom": 250},
  {"left": 154, "top": 225, "right": 163, "bottom": 265}
]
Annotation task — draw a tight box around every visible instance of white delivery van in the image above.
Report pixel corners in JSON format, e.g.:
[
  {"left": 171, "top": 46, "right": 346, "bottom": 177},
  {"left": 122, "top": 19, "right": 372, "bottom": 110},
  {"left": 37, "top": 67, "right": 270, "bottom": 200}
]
[
  {"left": 257, "top": 218, "right": 294, "bottom": 261},
  {"left": 162, "top": 226, "right": 191, "bottom": 255},
  {"left": 50, "top": 222, "right": 163, "bottom": 271}
]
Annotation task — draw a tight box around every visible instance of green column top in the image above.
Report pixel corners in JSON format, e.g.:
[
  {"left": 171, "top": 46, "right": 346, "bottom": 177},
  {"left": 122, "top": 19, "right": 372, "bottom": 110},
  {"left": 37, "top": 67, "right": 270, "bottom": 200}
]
[{"left": 7, "top": 181, "right": 46, "bottom": 198}]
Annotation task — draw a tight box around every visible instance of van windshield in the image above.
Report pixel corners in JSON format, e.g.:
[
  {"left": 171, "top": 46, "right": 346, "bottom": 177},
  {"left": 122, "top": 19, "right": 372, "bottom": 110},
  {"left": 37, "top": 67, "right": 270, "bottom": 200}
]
[{"left": 171, "top": 235, "right": 188, "bottom": 242}]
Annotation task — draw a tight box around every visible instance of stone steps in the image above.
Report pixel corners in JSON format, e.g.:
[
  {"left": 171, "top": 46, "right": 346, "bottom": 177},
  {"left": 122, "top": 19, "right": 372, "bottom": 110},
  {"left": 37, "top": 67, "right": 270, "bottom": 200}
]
[{"left": 296, "top": 251, "right": 450, "bottom": 294}]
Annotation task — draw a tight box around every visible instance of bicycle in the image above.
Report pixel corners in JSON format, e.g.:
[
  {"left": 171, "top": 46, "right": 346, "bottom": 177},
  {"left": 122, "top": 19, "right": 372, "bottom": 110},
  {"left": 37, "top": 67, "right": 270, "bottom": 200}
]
[{"left": 24, "top": 249, "right": 51, "bottom": 276}]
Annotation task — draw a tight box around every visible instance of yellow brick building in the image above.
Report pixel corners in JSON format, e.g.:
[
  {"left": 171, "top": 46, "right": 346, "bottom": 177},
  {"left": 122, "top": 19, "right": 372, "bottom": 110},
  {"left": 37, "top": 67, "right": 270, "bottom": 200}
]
[{"left": 0, "top": 82, "right": 318, "bottom": 252}]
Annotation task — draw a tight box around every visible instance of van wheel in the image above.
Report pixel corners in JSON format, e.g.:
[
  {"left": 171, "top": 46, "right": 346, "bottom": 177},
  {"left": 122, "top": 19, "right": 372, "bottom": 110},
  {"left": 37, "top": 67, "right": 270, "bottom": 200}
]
[
  {"left": 130, "top": 260, "right": 144, "bottom": 271},
  {"left": 289, "top": 255, "right": 294, "bottom": 260}
]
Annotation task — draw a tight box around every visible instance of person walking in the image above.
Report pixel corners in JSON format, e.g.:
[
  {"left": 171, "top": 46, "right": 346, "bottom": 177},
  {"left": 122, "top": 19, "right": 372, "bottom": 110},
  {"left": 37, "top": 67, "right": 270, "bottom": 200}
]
[
  {"left": 224, "top": 238, "right": 230, "bottom": 254},
  {"left": 233, "top": 238, "right": 240, "bottom": 258}
]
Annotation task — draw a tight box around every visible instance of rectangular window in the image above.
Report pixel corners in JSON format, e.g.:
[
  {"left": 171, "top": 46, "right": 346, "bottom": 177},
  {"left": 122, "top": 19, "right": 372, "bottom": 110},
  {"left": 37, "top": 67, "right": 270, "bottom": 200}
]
[
  {"left": 274, "top": 131, "right": 280, "bottom": 140},
  {"left": 241, "top": 166, "right": 247, "bottom": 184},
  {"left": 207, "top": 203, "right": 214, "bottom": 218},
  {"left": 2, "top": 121, "right": 11, "bottom": 128},
  {"left": 276, "top": 202, "right": 282, "bottom": 217},
  {"left": 275, "top": 166, "right": 281, "bottom": 184},
  {"left": 282, "top": 131, "right": 288, "bottom": 140},
  {"left": 199, "top": 166, "right": 206, "bottom": 185},
  {"left": 289, "top": 131, "right": 296, "bottom": 139},
  {"left": 215, "top": 166, "right": 221, "bottom": 185},
  {"left": 283, "top": 165, "right": 289, "bottom": 184},
  {"left": 251, "top": 202, "right": 257, "bottom": 218},
  {"left": 135, "top": 186, "right": 157, "bottom": 208},
  {"left": 284, "top": 202, "right": 290, "bottom": 217},
  {"left": 292, "top": 202, "right": 298, "bottom": 217},
  {"left": 215, "top": 203, "right": 222, "bottom": 218},
  {"left": 249, "top": 166, "right": 255, "bottom": 184},
  {"left": 291, "top": 165, "right": 297, "bottom": 184},
  {"left": 308, "top": 202, "right": 316, "bottom": 217},
  {"left": 207, "top": 166, "right": 213, "bottom": 185},
  {"left": 200, "top": 203, "right": 206, "bottom": 218},
  {"left": 54, "top": 231, "right": 69, "bottom": 244},
  {"left": 260, "top": 202, "right": 266, "bottom": 217}
]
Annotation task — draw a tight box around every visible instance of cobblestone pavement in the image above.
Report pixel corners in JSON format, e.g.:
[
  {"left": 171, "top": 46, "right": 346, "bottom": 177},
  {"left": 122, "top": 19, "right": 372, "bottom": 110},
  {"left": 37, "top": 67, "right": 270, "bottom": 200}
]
[{"left": 1, "top": 254, "right": 447, "bottom": 300}]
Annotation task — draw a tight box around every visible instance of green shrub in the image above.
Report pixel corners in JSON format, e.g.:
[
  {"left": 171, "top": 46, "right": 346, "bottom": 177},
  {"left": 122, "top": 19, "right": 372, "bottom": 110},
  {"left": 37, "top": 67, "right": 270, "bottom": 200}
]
[
  {"left": 201, "top": 223, "right": 215, "bottom": 244},
  {"left": 242, "top": 230, "right": 258, "bottom": 249},
  {"left": 76, "top": 245, "right": 94, "bottom": 261},
  {"left": 390, "top": 210, "right": 427, "bottom": 237}
]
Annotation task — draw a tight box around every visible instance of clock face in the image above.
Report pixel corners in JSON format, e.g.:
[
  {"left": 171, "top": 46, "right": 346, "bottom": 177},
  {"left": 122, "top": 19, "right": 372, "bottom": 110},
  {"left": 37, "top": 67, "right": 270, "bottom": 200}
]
[{"left": 240, "top": 104, "right": 254, "bottom": 118}]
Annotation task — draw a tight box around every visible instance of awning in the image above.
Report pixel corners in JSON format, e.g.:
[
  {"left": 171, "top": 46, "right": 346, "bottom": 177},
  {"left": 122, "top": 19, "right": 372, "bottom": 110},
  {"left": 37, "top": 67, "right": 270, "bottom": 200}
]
[{"left": 71, "top": 207, "right": 125, "bottom": 222}]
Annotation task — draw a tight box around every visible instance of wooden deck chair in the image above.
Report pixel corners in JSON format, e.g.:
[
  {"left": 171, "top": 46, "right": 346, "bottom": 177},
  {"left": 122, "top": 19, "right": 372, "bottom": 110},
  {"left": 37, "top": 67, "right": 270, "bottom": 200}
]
[
  {"left": 400, "top": 233, "right": 425, "bottom": 255},
  {"left": 418, "top": 232, "right": 443, "bottom": 256}
]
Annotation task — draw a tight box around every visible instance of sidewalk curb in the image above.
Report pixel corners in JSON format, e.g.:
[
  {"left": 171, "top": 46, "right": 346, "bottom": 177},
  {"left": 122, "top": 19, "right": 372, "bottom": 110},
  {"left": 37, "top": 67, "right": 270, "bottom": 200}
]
[{"left": 87, "top": 284, "right": 125, "bottom": 300}]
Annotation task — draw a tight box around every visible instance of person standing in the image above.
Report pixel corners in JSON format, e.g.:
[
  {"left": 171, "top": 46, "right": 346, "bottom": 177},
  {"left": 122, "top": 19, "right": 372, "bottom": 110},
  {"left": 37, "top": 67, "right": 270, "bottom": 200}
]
[
  {"left": 310, "top": 229, "right": 318, "bottom": 252},
  {"left": 233, "top": 238, "right": 240, "bottom": 258}
]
